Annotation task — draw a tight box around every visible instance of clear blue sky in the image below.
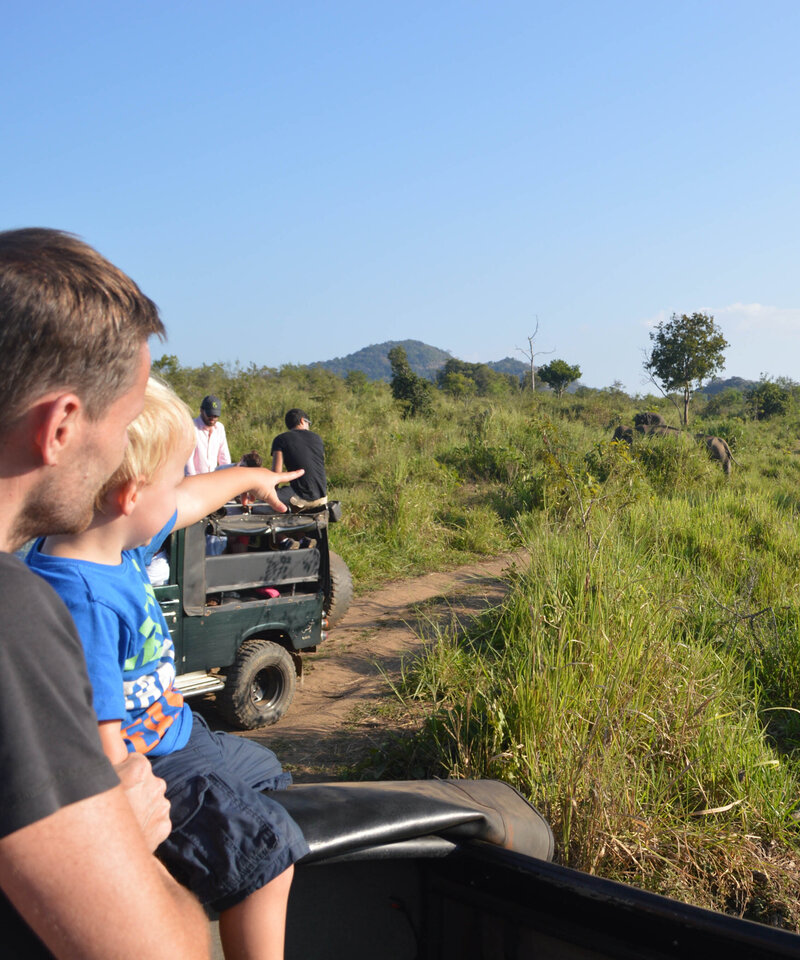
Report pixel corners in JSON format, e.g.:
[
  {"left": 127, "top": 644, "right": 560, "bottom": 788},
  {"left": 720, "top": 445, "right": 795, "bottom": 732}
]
[{"left": 4, "top": 1, "right": 799, "bottom": 391}]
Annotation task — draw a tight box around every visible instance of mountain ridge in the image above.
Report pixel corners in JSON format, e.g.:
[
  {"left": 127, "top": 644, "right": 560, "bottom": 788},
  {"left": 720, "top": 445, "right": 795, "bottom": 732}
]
[
  {"left": 311, "top": 339, "right": 528, "bottom": 381},
  {"left": 309, "top": 340, "right": 757, "bottom": 394}
]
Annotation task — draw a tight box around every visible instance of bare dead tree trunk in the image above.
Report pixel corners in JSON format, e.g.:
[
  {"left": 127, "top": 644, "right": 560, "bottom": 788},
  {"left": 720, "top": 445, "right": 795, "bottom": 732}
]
[
  {"left": 526, "top": 334, "right": 536, "bottom": 392},
  {"left": 516, "top": 317, "right": 552, "bottom": 393}
]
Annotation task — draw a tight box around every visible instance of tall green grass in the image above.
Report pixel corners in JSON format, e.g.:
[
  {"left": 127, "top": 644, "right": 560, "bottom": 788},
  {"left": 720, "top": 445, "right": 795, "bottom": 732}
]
[
  {"left": 386, "top": 517, "right": 800, "bottom": 922},
  {"left": 362, "top": 408, "right": 800, "bottom": 926}
]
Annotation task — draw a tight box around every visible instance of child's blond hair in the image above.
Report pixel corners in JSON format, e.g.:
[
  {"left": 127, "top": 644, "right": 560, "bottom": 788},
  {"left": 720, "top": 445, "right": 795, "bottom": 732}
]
[{"left": 96, "top": 376, "right": 195, "bottom": 509}]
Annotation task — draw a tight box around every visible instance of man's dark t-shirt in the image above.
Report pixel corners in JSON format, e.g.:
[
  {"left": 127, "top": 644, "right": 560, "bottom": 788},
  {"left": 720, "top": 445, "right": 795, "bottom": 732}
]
[
  {"left": 0, "top": 553, "right": 119, "bottom": 958},
  {"left": 271, "top": 429, "right": 327, "bottom": 501}
]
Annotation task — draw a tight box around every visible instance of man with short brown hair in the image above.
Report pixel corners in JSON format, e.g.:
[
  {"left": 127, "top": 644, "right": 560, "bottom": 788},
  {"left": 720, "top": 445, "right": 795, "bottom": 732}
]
[{"left": 0, "top": 228, "right": 209, "bottom": 959}]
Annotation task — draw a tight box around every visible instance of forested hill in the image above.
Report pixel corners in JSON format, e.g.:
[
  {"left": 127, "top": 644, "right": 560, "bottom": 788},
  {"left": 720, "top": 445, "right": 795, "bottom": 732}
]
[
  {"left": 487, "top": 356, "right": 530, "bottom": 377},
  {"left": 701, "top": 376, "right": 759, "bottom": 396},
  {"left": 312, "top": 339, "right": 528, "bottom": 381},
  {"left": 313, "top": 340, "right": 450, "bottom": 380}
]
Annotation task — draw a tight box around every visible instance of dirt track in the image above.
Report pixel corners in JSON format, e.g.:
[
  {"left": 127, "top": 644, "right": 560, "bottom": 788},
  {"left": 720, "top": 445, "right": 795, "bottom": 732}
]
[
  {"left": 222, "top": 551, "right": 526, "bottom": 781},
  {"left": 205, "top": 552, "right": 523, "bottom": 956}
]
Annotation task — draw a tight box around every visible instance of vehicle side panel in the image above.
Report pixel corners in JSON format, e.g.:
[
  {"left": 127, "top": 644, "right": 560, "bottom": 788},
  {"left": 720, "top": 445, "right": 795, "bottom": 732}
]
[
  {"left": 179, "top": 594, "right": 323, "bottom": 672},
  {"left": 286, "top": 844, "right": 800, "bottom": 960}
]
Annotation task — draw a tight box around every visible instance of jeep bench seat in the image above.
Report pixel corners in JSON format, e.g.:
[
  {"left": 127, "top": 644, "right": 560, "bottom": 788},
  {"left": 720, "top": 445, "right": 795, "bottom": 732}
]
[
  {"left": 214, "top": 513, "right": 321, "bottom": 537},
  {"left": 271, "top": 779, "right": 554, "bottom": 864},
  {"left": 203, "top": 511, "right": 324, "bottom": 593},
  {"left": 205, "top": 549, "right": 320, "bottom": 594},
  {"left": 180, "top": 520, "right": 326, "bottom": 616}
]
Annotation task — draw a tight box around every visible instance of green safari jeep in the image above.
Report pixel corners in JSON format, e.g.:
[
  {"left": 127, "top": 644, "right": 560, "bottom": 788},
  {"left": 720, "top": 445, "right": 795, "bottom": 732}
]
[{"left": 153, "top": 502, "right": 352, "bottom": 730}]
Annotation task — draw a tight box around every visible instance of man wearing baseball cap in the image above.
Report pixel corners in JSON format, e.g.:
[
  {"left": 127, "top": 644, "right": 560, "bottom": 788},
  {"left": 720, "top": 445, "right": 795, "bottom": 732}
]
[{"left": 185, "top": 394, "right": 232, "bottom": 475}]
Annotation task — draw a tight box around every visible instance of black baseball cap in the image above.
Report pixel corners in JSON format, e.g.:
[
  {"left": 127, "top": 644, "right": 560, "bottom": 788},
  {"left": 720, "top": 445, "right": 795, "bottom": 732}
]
[{"left": 201, "top": 395, "right": 222, "bottom": 417}]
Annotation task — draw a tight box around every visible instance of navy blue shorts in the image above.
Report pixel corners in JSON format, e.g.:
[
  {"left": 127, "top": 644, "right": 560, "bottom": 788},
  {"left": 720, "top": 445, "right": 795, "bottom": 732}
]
[{"left": 149, "top": 713, "right": 309, "bottom": 912}]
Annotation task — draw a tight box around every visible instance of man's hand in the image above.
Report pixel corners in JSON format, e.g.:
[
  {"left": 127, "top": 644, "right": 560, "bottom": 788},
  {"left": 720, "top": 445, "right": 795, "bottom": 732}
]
[
  {"left": 114, "top": 752, "right": 171, "bottom": 851},
  {"left": 247, "top": 467, "right": 304, "bottom": 512}
]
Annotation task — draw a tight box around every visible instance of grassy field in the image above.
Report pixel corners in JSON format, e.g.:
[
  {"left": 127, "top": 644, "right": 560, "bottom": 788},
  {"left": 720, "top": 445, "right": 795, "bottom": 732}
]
[{"left": 161, "top": 358, "right": 800, "bottom": 926}]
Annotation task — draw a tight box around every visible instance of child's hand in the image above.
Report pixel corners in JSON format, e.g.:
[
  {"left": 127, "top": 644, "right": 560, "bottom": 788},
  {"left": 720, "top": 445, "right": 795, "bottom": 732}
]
[
  {"left": 248, "top": 468, "right": 304, "bottom": 512},
  {"left": 177, "top": 465, "right": 308, "bottom": 528}
]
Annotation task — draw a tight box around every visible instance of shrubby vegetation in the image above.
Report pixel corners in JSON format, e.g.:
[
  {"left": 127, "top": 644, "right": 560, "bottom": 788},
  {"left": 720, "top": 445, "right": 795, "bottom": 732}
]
[
  {"left": 747, "top": 377, "right": 797, "bottom": 420},
  {"left": 157, "top": 353, "right": 800, "bottom": 927},
  {"left": 436, "top": 357, "right": 519, "bottom": 398}
]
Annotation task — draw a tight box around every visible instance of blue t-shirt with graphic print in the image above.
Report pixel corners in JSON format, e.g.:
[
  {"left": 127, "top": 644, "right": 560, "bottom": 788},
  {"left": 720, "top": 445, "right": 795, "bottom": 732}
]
[{"left": 27, "top": 513, "right": 192, "bottom": 757}]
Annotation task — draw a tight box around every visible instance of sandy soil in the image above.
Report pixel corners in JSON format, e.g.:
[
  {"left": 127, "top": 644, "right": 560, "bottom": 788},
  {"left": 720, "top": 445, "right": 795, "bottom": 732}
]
[{"left": 198, "top": 550, "right": 526, "bottom": 782}]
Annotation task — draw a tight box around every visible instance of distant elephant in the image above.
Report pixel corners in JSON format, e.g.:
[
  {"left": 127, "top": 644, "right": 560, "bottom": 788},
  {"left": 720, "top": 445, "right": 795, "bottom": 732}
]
[
  {"left": 695, "top": 434, "right": 738, "bottom": 475},
  {"left": 634, "top": 411, "right": 667, "bottom": 427},
  {"left": 612, "top": 425, "right": 633, "bottom": 444},
  {"left": 635, "top": 423, "right": 681, "bottom": 437}
]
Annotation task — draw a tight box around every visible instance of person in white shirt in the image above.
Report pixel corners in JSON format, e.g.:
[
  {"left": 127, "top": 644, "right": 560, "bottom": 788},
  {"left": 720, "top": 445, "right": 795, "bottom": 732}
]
[{"left": 185, "top": 394, "right": 232, "bottom": 475}]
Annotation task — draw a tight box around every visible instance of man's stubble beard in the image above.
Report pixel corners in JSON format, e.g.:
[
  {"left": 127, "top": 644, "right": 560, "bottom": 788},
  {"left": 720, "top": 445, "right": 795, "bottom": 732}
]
[{"left": 9, "top": 463, "right": 99, "bottom": 552}]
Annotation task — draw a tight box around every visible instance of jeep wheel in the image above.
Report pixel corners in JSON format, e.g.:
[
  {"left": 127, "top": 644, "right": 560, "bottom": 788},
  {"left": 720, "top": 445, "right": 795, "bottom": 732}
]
[
  {"left": 218, "top": 638, "right": 296, "bottom": 729},
  {"left": 325, "top": 551, "right": 353, "bottom": 628}
]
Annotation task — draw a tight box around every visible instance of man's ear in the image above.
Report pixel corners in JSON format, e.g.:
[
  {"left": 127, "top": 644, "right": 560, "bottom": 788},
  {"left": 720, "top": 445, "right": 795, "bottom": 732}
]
[{"left": 36, "top": 394, "right": 82, "bottom": 467}]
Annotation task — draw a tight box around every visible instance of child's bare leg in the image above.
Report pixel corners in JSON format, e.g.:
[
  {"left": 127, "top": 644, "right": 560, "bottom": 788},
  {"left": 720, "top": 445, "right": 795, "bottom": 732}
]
[{"left": 218, "top": 864, "right": 294, "bottom": 960}]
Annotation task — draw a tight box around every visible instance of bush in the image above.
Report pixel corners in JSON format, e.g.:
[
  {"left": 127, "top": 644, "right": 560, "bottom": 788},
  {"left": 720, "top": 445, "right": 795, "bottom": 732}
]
[{"left": 747, "top": 379, "right": 794, "bottom": 420}]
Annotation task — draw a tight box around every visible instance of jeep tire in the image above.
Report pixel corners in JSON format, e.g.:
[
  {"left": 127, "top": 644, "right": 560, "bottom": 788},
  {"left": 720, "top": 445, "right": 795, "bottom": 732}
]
[
  {"left": 325, "top": 551, "right": 353, "bottom": 628},
  {"left": 219, "top": 638, "right": 296, "bottom": 729}
]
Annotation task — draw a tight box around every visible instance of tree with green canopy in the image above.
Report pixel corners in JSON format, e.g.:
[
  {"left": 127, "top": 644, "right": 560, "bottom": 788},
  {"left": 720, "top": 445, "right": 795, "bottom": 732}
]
[
  {"left": 439, "top": 370, "right": 477, "bottom": 400},
  {"left": 644, "top": 312, "right": 728, "bottom": 425},
  {"left": 537, "top": 359, "right": 582, "bottom": 398},
  {"left": 344, "top": 369, "right": 369, "bottom": 394},
  {"left": 388, "top": 345, "right": 433, "bottom": 417}
]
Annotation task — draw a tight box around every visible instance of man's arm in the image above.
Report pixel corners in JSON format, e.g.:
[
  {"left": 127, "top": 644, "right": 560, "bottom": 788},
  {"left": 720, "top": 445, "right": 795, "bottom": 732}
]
[
  {"left": 0, "top": 785, "right": 209, "bottom": 960},
  {"left": 216, "top": 423, "right": 231, "bottom": 468},
  {"left": 98, "top": 722, "right": 173, "bottom": 852},
  {"left": 176, "top": 465, "right": 304, "bottom": 529},
  {"left": 272, "top": 449, "right": 284, "bottom": 473},
  {"left": 98, "top": 721, "right": 176, "bottom": 854}
]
